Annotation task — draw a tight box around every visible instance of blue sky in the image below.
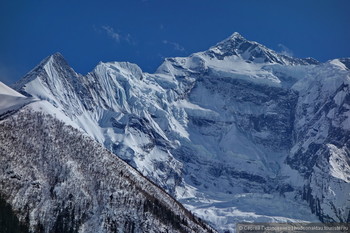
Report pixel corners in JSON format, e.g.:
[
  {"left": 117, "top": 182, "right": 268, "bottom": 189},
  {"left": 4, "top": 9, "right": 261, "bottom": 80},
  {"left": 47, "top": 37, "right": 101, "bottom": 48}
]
[{"left": 0, "top": 0, "right": 349, "bottom": 84}]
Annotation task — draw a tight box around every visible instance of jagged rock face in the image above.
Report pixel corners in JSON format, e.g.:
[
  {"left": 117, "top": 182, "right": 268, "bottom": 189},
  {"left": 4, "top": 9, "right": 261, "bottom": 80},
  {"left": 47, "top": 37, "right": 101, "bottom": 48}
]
[
  {"left": 287, "top": 62, "right": 350, "bottom": 222},
  {"left": 11, "top": 33, "right": 350, "bottom": 232},
  {"left": 0, "top": 107, "right": 215, "bottom": 233},
  {"left": 189, "top": 75, "right": 298, "bottom": 150}
]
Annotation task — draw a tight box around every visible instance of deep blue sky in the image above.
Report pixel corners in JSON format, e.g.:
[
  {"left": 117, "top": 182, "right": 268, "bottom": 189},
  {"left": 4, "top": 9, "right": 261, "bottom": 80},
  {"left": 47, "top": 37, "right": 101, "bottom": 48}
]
[{"left": 0, "top": 0, "right": 349, "bottom": 84}]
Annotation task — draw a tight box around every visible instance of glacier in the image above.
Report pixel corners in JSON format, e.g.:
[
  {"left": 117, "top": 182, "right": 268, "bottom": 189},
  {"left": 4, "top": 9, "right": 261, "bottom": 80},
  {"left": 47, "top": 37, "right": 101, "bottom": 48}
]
[{"left": 9, "top": 32, "right": 350, "bottom": 232}]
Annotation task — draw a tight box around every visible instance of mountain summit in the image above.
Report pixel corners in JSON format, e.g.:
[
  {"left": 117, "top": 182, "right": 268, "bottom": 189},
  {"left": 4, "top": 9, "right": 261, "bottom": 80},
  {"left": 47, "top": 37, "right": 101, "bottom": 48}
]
[
  {"left": 13, "top": 52, "right": 77, "bottom": 92},
  {"left": 206, "top": 32, "right": 319, "bottom": 65},
  {"left": 5, "top": 33, "right": 350, "bottom": 232}
]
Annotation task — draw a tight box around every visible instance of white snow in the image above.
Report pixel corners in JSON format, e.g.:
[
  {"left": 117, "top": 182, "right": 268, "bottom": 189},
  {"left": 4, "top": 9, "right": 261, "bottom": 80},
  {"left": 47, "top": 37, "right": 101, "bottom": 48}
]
[
  {"left": 328, "top": 144, "right": 350, "bottom": 183},
  {"left": 330, "top": 59, "right": 348, "bottom": 70},
  {"left": 0, "top": 81, "right": 25, "bottom": 97},
  {"left": 25, "top": 100, "right": 83, "bottom": 132},
  {"left": 0, "top": 82, "right": 36, "bottom": 115}
]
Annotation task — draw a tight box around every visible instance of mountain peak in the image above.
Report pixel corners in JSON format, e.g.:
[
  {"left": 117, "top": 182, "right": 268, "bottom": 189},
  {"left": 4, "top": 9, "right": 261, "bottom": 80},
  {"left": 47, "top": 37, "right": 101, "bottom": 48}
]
[
  {"left": 50, "top": 52, "right": 64, "bottom": 59},
  {"left": 50, "top": 52, "right": 65, "bottom": 61},
  {"left": 205, "top": 32, "right": 273, "bottom": 62},
  {"left": 41, "top": 52, "right": 69, "bottom": 68},
  {"left": 229, "top": 32, "right": 244, "bottom": 40},
  {"left": 215, "top": 32, "right": 247, "bottom": 48},
  {"left": 205, "top": 32, "right": 318, "bottom": 65},
  {"left": 12, "top": 52, "right": 78, "bottom": 96}
]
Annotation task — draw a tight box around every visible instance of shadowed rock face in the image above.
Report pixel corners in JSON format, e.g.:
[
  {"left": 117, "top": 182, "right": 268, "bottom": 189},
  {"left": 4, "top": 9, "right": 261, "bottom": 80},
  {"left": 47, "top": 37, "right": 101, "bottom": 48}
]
[
  {"left": 9, "top": 33, "right": 350, "bottom": 232},
  {"left": 0, "top": 196, "right": 29, "bottom": 233},
  {"left": 190, "top": 76, "right": 298, "bottom": 150}
]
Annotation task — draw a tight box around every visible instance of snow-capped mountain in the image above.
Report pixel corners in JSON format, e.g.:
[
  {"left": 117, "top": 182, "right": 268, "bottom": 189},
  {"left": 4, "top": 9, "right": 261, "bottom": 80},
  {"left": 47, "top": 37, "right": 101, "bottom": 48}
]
[
  {"left": 204, "top": 32, "right": 319, "bottom": 65},
  {"left": 11, "top": 32, "right": 350, "bottom": 232},
  {"left": 0, "top": 83, "right": 216, "bottom": 233}
]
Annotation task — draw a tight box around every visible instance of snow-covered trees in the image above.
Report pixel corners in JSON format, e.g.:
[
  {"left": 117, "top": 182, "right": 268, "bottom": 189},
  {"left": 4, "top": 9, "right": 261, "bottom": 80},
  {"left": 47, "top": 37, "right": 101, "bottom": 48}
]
[{"left": 0, "top": 109, "right": 215, "bottom": 233}]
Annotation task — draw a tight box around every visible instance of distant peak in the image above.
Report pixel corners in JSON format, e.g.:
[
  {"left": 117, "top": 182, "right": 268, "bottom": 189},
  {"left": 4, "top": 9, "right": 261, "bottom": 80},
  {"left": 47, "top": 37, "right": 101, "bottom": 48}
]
[
  {"left": 36, "top": 52, "right": 72, "bottom": 72},
  {"left": 229, "top": 32, "right": 244, "bottom": 40},
  {"left": 12, "top": 52, "right": 77, "bottom": 92},
  {"left": 205, "top": 32, "right": 254, "bottom": 59},
  {"left": 215, "top": 32, "right": 247, "bottom": 46},
  {"left": 46, "top": 52, "right": 67, "bottom": 64},
  {"left": 213, "top": 32, "right": 249, "bottom": 48},
  {"left": 205, "top": 33, "right": 315, "bottom": 65},
  {"left": 50, "top": 52, "right": 65, "bottom": 60}
]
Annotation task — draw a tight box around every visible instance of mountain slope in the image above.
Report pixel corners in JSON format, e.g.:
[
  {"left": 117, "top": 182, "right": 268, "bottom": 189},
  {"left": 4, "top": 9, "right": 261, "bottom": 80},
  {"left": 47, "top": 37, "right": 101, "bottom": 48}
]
[
  {"left": 12, "top": 33, "right": 350, "bottom": 232},
  {"left": 0, "top": 88, "right": 216, "bottom": 233}
]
